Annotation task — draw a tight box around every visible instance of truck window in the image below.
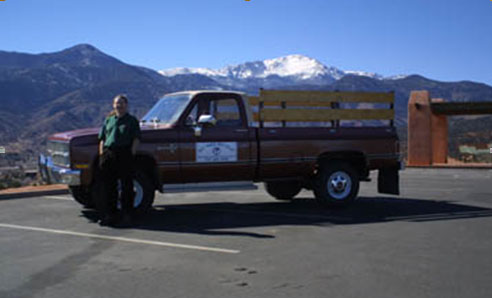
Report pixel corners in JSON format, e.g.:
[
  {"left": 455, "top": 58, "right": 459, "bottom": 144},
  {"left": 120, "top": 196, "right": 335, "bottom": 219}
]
[
  {"left": 183, "top": 97, "right": 243, "bottom": 127},
  {"left": 185, "top": 104, "right": 198, "bottom": 126},
  {"left": 209, "top": 98, "right": 242, "bottom": 127},
  {"left": 184, "top": 98, "right": 208, "bottom": 126}
]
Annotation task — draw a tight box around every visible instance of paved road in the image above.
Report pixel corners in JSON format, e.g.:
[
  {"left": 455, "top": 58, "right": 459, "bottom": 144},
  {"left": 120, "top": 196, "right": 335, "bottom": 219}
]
[{"left": 1, "top": 168, "right": 491, "bottom": 298}]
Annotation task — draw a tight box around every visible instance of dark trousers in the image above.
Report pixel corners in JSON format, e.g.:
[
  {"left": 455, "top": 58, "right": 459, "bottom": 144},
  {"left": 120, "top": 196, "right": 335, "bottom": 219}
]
[{"left": 99, "top": 147, "right": 135, "bottom": 218}]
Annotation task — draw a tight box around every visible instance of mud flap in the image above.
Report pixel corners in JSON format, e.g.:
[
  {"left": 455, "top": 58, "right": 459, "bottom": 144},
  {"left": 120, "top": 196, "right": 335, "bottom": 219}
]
[{"left": 378, "top": 166, "right": 400, "bottom": 195}]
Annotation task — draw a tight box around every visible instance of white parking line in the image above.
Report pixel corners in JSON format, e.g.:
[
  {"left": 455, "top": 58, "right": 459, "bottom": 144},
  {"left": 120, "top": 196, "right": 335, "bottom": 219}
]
[
  {"left": 0, "top": 223, "right": 240, "bottom": 254},
  {"left": 385, "top": 210, "right": 492, "bottom": 221},
  {"left": 43, "top": 195, "right": 72, "bottom": 201}
]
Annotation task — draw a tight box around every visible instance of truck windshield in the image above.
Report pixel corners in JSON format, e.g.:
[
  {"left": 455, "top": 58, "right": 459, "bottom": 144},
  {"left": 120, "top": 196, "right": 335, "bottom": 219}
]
[{"left": 141, "top": 94, "right": 191, "bottom": 124}]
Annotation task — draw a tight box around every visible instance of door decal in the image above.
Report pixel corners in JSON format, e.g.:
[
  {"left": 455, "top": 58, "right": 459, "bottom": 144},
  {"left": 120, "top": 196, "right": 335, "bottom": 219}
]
[{"left": 196, "top": 142, "right": 238, "bottom": 162}]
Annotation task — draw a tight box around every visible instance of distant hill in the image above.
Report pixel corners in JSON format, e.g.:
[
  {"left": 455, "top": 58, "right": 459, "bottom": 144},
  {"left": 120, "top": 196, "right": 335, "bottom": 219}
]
[
  {"left": 0, "top": 44, "right": 491, "bottom": 160},
  {"left": 0, "top": 44, "right": 223, "bottom": 153}
]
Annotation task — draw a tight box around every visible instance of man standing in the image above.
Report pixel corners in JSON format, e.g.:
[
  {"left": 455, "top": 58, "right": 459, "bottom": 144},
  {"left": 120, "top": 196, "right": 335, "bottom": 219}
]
[{"left": 98, "top": 94, "right": 141, "bottom": 227}]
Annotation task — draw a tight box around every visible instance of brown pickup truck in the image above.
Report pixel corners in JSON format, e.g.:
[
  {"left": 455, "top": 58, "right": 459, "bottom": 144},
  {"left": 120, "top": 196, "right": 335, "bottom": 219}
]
[{"left": 39, "top": 89, "right": 402, "bottom": 213}]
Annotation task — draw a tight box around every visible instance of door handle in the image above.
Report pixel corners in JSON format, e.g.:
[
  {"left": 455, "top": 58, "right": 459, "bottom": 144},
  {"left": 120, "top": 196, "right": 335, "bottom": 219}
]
[{"left": 235, "top": 129, "right": 248, "bottom": 133}]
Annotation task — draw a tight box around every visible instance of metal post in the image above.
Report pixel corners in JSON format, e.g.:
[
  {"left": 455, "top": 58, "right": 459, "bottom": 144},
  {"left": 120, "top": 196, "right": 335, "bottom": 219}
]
[
  {"left": 281, "top": 101, "right": 286, "bottom": 128},
  {"left": 389, "top": 90, "right": 395, "bottom": 127},
  {"left": 259, "top": 101, "right": 264, "bottom": 128}
]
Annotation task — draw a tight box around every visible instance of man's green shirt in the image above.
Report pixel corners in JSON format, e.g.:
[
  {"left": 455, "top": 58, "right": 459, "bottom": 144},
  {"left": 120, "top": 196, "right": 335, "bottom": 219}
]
[{"left": 98, "top": 113, "right": 141, "bottom": 148}]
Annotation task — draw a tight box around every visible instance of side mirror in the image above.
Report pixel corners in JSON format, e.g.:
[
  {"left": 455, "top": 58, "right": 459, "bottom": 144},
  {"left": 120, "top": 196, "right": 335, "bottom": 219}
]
[
  {"left": 197, "top": 115, "right": 217, "bottom": 126},
  {"left": 193, "top": 115, "right": 216, "bottom": 137}
]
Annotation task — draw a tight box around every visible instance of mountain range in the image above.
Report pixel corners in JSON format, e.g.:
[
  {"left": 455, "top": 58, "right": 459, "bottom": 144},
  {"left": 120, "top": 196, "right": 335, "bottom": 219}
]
[
  {"left": 1, "top": 44, "right": 491, "bottom": 159},
  {"left": 158, "top": 54, "right": 402, "bottom": 88}
]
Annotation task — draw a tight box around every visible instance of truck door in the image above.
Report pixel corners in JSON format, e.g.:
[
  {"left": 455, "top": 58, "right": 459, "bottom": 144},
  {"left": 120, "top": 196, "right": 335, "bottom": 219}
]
[{"left": 178, "top": 93, "right": 256, "bottom": 182}]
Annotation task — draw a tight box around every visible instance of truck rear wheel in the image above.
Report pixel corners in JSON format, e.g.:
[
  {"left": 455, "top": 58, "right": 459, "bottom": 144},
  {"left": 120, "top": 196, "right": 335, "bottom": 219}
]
[
  {"left": 313, "top": 161, "right": 360, "bottom": 207},
  {"left": 265, "top": 181, "right": 302, "bottom": 201}
]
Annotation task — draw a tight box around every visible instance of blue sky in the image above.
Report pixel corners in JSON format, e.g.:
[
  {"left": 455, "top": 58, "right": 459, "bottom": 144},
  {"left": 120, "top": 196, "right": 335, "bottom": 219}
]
[{"left": 1, "top": 0, "right": 491, "bottom": 84}]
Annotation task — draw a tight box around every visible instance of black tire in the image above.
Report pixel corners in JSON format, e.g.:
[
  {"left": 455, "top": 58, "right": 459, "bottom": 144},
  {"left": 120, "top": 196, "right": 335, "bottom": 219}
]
[
  {"left": 131, "top": 171, "right": 155, "bottom": 215},
  {"left": 91, "top": 170, "right": 155, "bottom": 215},
  {"left": 69, "top": 185, "right": 95, "bottom": 208},
  {"left": 264, "top": 181, "right": 302, "bottom": 201},
  {"left": 313, "top": 161, "right": 360, "bottom": 207}
]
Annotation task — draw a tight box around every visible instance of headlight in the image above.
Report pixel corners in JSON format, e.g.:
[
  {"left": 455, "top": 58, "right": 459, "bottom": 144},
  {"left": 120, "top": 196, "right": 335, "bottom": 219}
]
[{"left": 47, "top": 140, "right": 70, "bottom": 168}]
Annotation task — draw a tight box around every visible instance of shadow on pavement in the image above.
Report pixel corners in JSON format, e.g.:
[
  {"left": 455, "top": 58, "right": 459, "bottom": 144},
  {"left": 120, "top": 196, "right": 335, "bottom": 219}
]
[{"left": 82, "top": 196, "right": 492, "bottom": 238}]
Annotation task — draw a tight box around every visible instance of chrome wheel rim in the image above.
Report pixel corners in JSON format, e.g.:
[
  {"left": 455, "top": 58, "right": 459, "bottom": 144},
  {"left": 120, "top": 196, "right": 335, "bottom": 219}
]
[
  {"left": 116, "top": 179, "right": 144, "bottom": 208},
  {"left": 327, "top": 171, "right": 352, "bottom": 200}
]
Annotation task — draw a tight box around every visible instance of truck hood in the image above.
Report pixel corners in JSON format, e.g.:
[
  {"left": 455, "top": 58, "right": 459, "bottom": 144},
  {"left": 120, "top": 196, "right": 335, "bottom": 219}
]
[{"left": 49, "top": 123, "right": 174, "bottom": 142}]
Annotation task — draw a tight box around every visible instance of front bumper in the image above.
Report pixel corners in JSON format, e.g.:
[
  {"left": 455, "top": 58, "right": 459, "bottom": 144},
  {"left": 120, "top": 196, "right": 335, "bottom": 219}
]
[{"left": 38, "top": 154, "right": 81, "bottom": 186}]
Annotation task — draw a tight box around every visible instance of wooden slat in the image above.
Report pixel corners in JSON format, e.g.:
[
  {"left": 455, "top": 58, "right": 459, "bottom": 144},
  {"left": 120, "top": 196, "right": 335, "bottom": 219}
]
[
  {"left": 256, "top": 109, "right": 394, "bottom": 121},
  {"left": 259, "top": 90, "right": 394, "bottom": 103},
  {"left": 336, "top": 92, "right": 394, "bottom": 103},
  {"left": 248, "top": 96, "right": 260, "bottom": 106},
  {"left": 249, "top": 98, "right": 334, "bottom": 107},
  {"left": 215, "top": 112, "right": 240, "bottom": 120},
  {"left": 249, "top": 97, "right": 304, "bottom": 106}
]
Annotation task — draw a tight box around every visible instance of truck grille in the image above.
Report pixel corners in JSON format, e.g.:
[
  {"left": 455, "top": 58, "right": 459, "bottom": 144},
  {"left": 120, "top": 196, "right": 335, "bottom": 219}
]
[{"left": 47, "top": 141, "right": 70, "bottom": 168}]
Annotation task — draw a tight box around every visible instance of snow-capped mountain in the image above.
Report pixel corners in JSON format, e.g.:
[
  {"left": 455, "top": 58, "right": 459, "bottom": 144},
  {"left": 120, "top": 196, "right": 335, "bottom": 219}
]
[
  {"left": 343, "top": 70, "right": 383, "bottom": 80},
  {"left": 158, "top": 54, "right": 407, "bottom": 89}
]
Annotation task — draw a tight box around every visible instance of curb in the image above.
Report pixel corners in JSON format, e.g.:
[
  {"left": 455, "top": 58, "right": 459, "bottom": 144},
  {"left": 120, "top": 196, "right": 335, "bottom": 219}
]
[
  {"left": 0, "top": 188, "right": 69, "bottom": 200},
  {"left": 406, "top": 165, "right": 492, "bottom": 170}
]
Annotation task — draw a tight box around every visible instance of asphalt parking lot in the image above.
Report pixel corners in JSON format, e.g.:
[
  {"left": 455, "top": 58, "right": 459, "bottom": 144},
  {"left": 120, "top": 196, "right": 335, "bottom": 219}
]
[{"left": 1, "top": 168, "right": 492, "bottom": 298}]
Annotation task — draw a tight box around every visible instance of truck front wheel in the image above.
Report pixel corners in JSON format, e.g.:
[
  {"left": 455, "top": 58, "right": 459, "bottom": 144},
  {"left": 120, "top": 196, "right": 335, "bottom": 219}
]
[
  {"left": 69, "top": 186, "right": 95, "bottom": 208},
  {"left": 91, "top": 170, "right": 155, "bottom": 215},
  {"left": 264, "top": 181, "right": 302, "bottom": 201},
  {"left": 313, "top": 161, "right": 360, "bottom": 207},
  {"left": 127, "top": 171, "right": 155, "bottom": 215}
]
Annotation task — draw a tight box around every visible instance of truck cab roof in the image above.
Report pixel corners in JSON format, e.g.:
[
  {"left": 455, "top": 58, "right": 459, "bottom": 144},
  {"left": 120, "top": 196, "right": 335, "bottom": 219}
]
[{"left": 164, "top": 90, "right": 247, "bottom": 98}]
